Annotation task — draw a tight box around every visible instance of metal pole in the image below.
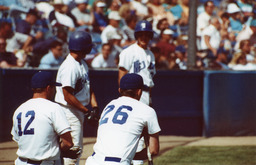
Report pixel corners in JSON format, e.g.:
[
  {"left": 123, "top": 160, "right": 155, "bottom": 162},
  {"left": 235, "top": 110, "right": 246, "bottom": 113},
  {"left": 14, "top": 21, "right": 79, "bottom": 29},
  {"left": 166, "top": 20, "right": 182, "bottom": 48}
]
[{"left": 187, "top": 0, "right": 198, "bottom": 70}]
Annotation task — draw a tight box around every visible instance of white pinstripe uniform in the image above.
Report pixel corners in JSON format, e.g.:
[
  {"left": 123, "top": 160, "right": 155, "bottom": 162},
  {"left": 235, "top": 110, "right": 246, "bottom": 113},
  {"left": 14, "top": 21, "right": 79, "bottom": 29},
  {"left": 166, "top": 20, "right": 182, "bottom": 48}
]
[
  {"left": 86, "top": 96, "right": 161, "bottom": 165},
  {"left": 55, "top": 54, "right": 91, "bottom": 165},
  {"left": 11, "top": 98, "right": 71, "bottom": 165}
]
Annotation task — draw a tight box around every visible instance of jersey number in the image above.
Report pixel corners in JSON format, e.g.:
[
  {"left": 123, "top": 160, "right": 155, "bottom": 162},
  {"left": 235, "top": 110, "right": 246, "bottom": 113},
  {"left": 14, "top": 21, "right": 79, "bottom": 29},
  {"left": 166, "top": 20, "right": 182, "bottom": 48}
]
[
  {"left": 99, "top": 105, "right": 132, "bottom": 125},
  {"left": 16, "top": 111, "right": 35, "bottom": 136}
]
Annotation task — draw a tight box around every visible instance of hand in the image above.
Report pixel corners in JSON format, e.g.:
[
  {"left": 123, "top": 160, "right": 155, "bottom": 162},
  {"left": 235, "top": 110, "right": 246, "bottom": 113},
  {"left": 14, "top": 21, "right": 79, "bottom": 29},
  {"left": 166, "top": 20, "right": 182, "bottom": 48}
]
[
  {"left": 87, "top": 107, "right": 100, "bottom": 126},
  {"left": 61, "top": 147, "right": 81, "bottom": 159}
]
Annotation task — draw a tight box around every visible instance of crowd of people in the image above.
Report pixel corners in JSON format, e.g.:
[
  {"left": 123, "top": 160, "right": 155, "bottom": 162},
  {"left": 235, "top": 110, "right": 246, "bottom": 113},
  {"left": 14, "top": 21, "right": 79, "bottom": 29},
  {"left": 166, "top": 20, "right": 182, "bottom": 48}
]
[{"left": 0, "top": 0, "right": 256, "bottom": 70}]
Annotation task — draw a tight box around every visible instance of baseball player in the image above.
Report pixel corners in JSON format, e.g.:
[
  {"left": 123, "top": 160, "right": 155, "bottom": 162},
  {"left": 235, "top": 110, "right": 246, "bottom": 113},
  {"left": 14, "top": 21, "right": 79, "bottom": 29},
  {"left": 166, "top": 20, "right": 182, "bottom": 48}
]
[
  {"left": 86, "top": 73, "right": 161, "bottom": 165},
  {"left": 118, "top": 20, "right": 156, "bottom": 165},
  {"left": 11, "top": 71, "right": 74, "bottom": 165},
  {"left": 55, "top": 30, "right": 99, "bottom": 165}
]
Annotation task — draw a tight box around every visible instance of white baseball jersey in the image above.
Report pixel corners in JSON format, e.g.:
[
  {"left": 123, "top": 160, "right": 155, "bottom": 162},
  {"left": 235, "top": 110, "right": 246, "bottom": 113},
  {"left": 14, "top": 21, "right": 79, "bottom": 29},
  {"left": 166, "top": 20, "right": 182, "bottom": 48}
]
[
  {"left": 86, "top": 96, "right": 161, "bottom": 165},
  {"left": 118, "top": 43, "right": 156, "bottom": 105},
  {"left": 55, "top": 54, "right": 91, "bottom": 107},
  {"left": 11, "top": 98, "right": 71, "bottom": 161}
]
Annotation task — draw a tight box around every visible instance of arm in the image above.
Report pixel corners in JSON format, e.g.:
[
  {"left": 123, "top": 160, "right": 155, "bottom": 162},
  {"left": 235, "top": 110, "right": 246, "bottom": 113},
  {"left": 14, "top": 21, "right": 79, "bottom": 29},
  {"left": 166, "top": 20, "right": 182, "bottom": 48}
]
[
  {"left": 118, "top": 67, "right": 128, "bottom": 85},
  {"left": 62, "top": 87, "right": 89, "bottom": 113},
  {"left": 90, "top": 89, "right": 98, "bottom": 108},
  {"left": 204, "top": 35, "right": 217, "bottom": 56},
  {"left": 59, "top": 131, "right": 73, "bottom": 151},
  {"left": 133, "top": 132, "right": 160, "bottom": 160}
]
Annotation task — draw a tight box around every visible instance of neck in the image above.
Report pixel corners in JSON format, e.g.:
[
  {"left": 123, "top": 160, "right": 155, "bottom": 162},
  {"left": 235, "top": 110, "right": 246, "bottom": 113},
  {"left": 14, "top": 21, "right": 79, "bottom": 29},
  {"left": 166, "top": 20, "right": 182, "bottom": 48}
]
[{"left": 33, "top": 93, "right": 47, "bottom": 99}]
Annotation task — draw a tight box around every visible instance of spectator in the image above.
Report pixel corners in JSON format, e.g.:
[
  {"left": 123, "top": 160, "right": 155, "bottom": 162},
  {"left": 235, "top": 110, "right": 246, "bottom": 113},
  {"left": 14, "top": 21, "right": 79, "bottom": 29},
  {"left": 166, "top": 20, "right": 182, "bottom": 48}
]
[
  {"left": 92, "top": 0, "right": 108, "bottom": 33},
  {"left": 200, "top": 17, "right": 221, "bottom": 67},
  {"left": 227, "top": 3, "right": 243, "bottom": 35},
  {"left": 151, "top": 46, "right": 169, "bottom": 69},
  {"left": 91, "top": 43, "right": 117, "bottom": 68},
  {"left": 39, "top": 40, "right": 64, "bottom": 69},
  {"left": 71, "top": 0, "right": 94, "bottom": 31},
  {"left": 130, "top": 0, "right": 149, "bottom": 20},
  {"left": 155, "top": 28, "right": 176, "bottom": 60},
  {"left": 228, "top": 51, "right": 256, "bottom": 70},
  {"left": 154, "top": 17, "right": 170, "bottom": 39},
  {"left": 169, "top": 0, "right": 189, "bottom": 26},
  {"left": 197, "top": 0, "right": 215, "bottom": 37},
  {"left": 174, "top": 45, "right": 187, "bottom": 70},
  {"left": 0, "top": 21, "right": 13, "bottom": 39},
  {"left": 208, "top": 47, "right": 230, "bottom": 70},
  {"left": 236, "top": 0, "right": 254, "bottom": 19},
  {"left": 0, "top": 37, "right": 20, "bottom": 68},
  {"left": 49, "top": 0, "right": 77, "bottom": 32},
  {"left": 101, "top": 11, "right": 122, "bottom": 43},
  {"left": 147, "top": 0, "right": 175, "bottom": 27},
  {"left": 235, "top": 19, "right": 256, "bottom": 50},
  {"left": 30, "top": 26, "right": 69, "bottom": 67},
  {"left": 122, "top": 14, "right": 138, "bottom": 44},
  {"left": 239, "top": 39, "right": 255, "bottom": 63}
]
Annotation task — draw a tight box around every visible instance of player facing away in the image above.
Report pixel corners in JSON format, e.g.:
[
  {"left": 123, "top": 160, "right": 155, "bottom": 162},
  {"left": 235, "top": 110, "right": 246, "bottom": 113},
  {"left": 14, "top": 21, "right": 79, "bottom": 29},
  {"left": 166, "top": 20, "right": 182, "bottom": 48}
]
[
  {"left": 11, "top": 71, "right": 74, "bottom": 165},
  {"left": 86, "top": 73, "right": 161, "bottom": 165},
  {"left": 118, "top": 20, "right": 156, "bottom": 165},
  {"left": 55, "top": 31, "right": 99, "bottom": 165}
]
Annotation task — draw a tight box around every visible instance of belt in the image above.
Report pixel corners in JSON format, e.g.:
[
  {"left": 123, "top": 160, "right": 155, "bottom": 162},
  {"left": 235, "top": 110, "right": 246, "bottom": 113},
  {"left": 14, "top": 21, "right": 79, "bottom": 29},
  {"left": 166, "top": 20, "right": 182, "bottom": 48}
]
[
  {"left": 19, "top": 157, "right": 42, "bottom": 164},
  {"left": 92, "top": 152, "right": 121, "bottom": 162}
]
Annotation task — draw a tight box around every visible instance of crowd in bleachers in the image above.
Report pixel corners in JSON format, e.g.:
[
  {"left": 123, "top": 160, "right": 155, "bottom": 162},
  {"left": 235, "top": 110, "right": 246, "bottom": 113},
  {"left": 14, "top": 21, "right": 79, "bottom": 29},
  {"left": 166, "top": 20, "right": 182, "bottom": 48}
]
[{"left": 0, "top": 0, "right": 255, "bottom": 70}]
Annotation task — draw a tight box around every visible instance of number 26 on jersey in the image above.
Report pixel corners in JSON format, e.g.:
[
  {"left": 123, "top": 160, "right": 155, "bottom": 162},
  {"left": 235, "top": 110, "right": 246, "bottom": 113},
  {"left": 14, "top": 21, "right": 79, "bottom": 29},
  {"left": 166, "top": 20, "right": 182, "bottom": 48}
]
[{"left": 99, "top": 105, "right": 133, "bottom": 125}]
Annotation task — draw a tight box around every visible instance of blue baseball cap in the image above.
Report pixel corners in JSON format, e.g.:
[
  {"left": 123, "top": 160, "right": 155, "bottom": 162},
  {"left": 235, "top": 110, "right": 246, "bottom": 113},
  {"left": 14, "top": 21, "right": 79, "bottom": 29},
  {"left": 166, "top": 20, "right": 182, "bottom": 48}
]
[
  {"left": 31, "top": 71, "right": 62, "bottom": 88},
  {"left": 120, "top": 73, "right": 143, "bottom": 90}
]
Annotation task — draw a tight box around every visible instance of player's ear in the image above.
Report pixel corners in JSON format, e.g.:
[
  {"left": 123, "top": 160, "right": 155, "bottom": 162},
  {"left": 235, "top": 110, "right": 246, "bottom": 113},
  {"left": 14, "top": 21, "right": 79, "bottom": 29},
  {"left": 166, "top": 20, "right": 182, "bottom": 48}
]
[
  {"left": 137, "top": 89, "right": 142, "bottom": 100},
  {"left": 118, "top": 88, "right": 121, "bottom": 94}
]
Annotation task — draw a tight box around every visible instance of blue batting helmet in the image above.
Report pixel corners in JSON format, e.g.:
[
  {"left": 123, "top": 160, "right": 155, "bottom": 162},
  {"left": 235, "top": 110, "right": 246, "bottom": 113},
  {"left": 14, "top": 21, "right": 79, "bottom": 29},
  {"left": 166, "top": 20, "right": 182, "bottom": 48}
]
[
  {"left": 68, "top": 31, "right": 93, "bottom": 51},
  {"left": 134, "top": 20, "right": 154, "bottom": 39}
]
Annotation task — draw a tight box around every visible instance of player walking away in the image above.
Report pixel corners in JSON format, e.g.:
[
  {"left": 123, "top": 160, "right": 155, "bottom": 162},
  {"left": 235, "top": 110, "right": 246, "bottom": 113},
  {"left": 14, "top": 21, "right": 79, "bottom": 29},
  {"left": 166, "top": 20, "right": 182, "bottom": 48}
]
[
  {"left": 55, "top": 30, "right": 99, "bottom": 165},
  {"left": 86, "top": 73, "right": 161, "bottom": 165},
  {"left": 11, "top": 71, "right": 74, "bottom": 165},
  {"left": 118, "top": 20, "right": 156, "bottom": 165}
]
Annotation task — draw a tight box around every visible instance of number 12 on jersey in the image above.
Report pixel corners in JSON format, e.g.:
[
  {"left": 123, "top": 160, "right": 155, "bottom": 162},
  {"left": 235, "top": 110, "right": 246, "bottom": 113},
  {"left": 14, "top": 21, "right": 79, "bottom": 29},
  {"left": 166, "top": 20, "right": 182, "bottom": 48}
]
[
  {"left": 16, "top": 110, "right": 35, "bottom": 136},
  {"left": 99, "top": 105, "right": 133, "bottom": 125}
]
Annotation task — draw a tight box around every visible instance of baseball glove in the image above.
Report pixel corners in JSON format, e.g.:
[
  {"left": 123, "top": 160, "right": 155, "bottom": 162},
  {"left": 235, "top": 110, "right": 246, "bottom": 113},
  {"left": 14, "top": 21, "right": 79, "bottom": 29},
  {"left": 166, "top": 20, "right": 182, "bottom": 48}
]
[
  {"left": 86, "top": 107, "right": 100, "bottom": 126},
  {"left": 61, "top": 147, "right": 81, "bottom": 159}
]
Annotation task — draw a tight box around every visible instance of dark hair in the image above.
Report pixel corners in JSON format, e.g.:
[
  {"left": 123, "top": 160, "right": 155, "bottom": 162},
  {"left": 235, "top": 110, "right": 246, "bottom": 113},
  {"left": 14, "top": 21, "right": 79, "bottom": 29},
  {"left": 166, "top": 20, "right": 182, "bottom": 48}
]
[
  {"left": 220, "top": 12, "right": 229, "bottom": 19},
  {"left": 125, "top": 14, "right": 138, "bottom": 24},
  {"left": 102, "top": 43, "right": 112, "bottom": 49},
  {"left": 0, "top": 21, "right": 12, "bottom": 30},
  {"left": 32, "top": 88, "right": 46, "bottom": 93},
  {"left": 156, "top": 18, "right": 168, "bottom": 30},
  {"left": 50, "top": 40, "right": 63, "bottom": 49},
  {"left": 119, "top": 89, "right": 138, "bottom": 98},
  {"left": 239, "top": 40, "right": 250, "bottom": 49}
]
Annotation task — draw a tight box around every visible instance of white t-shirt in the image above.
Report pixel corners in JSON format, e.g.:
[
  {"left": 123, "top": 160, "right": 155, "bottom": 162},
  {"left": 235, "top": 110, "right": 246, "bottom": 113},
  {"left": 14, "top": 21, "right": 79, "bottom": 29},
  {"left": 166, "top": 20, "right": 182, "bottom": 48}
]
[
  {"left": 93, "top": 96, "right": 161, "bottom": 164},
  {"left": 55, "top": 54, "right": 91, "bottom": 106},
  {"left": 11, "top": 98, "right": 71, "bottom": 161},
  {"left": 201, "top": 24, "right": 221, "bottom": 50},
  {"left": 71, "top": 7, "right": 91, "bottom": 23},
  {"left": 91, "top": 53, "right": 117, "bottom": 68}
]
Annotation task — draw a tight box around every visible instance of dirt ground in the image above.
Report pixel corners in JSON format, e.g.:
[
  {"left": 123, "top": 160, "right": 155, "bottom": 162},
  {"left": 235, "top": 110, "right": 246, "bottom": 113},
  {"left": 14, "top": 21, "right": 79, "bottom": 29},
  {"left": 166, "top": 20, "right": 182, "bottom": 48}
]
[{"left": 1, "top": 136, "right": 256, "bottom": 165}]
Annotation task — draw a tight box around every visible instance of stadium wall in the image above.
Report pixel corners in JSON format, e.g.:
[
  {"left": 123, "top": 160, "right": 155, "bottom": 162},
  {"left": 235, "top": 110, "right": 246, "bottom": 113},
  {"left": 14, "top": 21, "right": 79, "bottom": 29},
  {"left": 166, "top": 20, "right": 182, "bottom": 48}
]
[{"left": 0, "top": 69, "right": 255, "bottom": 142}]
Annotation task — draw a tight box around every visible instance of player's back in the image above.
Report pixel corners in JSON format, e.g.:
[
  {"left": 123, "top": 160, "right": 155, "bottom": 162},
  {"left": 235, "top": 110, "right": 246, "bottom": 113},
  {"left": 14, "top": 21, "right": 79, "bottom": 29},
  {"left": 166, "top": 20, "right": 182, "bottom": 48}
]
[
  {"left": 11, "top": 98, "right": 67, "bottom": 160},
  {"left": 93, "top": 96, "right": 156, "bottom": 163}
]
